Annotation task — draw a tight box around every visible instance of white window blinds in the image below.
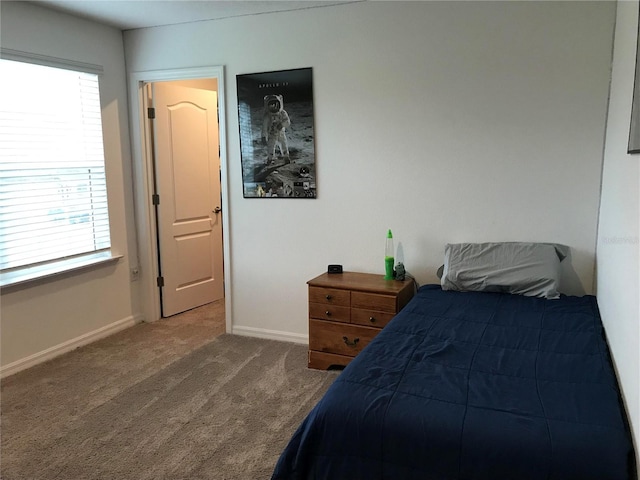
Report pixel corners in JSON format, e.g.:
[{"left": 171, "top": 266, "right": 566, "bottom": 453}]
[{"left": 0, "top": 59, "right": 111, "bottom": 271}]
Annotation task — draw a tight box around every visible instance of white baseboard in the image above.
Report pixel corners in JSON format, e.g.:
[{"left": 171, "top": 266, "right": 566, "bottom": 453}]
[
  {"left": 1, "top": 314, "right": 143, "bottom": 379},
  {"left": 231, "top": 325, "right": 308, "bottom": 345}
]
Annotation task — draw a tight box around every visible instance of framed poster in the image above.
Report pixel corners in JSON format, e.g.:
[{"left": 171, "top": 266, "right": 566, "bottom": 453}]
[
  {"left": 236, "top": 67, "right": 316, "bottom": 197},
  {"left": 629, "top": 5, "right": 640, "bottom": 154}
]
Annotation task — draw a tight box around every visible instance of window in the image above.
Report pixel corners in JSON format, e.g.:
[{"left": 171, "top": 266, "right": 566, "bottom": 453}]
[{"left": 0, "top": 58, "right": 111, "bottom": 280}]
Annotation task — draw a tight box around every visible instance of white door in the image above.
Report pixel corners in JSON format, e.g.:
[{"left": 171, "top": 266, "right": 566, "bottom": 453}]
[{"left": 151, "top": 82, "right": 223, "bottom": 317}]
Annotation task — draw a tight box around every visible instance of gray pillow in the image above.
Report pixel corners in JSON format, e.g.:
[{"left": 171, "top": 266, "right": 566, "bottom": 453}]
[{"left": 441, "top": 242, "right": 568, "bottom": 299}]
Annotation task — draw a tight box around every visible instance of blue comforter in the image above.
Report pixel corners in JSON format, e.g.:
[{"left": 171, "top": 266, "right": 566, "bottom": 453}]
[{"left": 272, "top": 285, "right": 635, "bottom": 480}]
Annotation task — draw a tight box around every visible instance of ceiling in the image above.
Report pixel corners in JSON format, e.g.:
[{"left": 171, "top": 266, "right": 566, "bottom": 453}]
[{"left": 32, "top": 0, "right": 359, "bottom": 30}]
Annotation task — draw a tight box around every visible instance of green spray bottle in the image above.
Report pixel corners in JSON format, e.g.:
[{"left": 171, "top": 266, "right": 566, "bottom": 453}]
[{"left": 385, "top": 229, "right": 394, "bottom": 280}]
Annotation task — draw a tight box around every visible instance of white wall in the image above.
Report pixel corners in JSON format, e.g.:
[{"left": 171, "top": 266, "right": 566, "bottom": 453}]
[
  {"left": 125, "top": 1, "right": 615, "bottom": 338},
  {"left": 598, "top": 0, "right": 640, "bottom": 460},
  {"left": 0, "top": 2, "right": 140, "bottom": 371}
]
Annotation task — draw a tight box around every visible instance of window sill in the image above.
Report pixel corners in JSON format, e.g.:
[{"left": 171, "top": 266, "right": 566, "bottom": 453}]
[{"left": 0, "top": 251, "right": 123, "bottom": 290}]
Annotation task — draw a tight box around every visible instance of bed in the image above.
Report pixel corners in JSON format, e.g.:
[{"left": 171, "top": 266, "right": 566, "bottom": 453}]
[{"left": 272, "top": 243, "right": 636, "bottom": 480}]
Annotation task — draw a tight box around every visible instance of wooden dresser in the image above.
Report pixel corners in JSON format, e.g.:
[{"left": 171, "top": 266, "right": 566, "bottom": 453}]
[{"left": 307, "top": 271, "right": 415, "bottom": 370}]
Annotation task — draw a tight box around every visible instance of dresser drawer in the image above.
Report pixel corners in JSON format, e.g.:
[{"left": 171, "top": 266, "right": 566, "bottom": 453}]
[
  {"left": 309, "top": 302, "right": 350, "bottom": 323},
  {"left": 309, "top": 286, "right": 350, "bottom": 306},
  {"left": 309, "top": 319, "right": 379, "bottom": 357},
  {"left": 351, "top": 291, "right": 396, "bottom": 313},
  {"left": 351, "top": 308, "right": 395, "bottom": 329}
]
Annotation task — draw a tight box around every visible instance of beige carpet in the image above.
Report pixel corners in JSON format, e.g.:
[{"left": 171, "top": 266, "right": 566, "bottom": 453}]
[{"left": 1, "top": 302, "right": 338, "bottom": 479}]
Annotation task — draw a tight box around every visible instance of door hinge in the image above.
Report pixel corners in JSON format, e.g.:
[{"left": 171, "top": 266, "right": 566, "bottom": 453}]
[
  {"left": 147, "top": 107, "right": 155, "bottom": 119},
  {"left": 157, "top": 276, "right": 164, "bottom": 287},
  {"left": 152, "top": 194, "right": 160, "bottom": 205}
]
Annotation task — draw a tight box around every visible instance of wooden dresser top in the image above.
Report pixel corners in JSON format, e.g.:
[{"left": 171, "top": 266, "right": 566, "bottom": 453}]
[{"left": 307, "top": 271, "right": 411, "bottom": 295}]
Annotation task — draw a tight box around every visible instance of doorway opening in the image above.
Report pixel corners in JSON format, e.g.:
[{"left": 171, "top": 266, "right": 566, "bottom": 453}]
[
  {"left": 146, "top": 80, "right": 223, "bottom": 317},
  {"left": 128, "top": 66, "right": 231, "bottom": 333}
]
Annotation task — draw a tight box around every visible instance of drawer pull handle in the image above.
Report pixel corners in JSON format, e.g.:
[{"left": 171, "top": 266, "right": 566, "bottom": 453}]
[
  {"left": 369, "top": 316, "right": 376, "bottom": 323},
  {"left": 342, "top": 336, "right": 360, "bottom": 347},
  {"left": 325, "top": 294, "right": 332, "bottom": 301},
  {"left": 325, "top": 310, "right": 332, "bottom": 317}
]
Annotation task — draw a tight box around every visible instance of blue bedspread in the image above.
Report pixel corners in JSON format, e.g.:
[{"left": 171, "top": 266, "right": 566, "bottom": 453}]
[{"left": 272, "top": 285, "right": 635, "bottom": 480}]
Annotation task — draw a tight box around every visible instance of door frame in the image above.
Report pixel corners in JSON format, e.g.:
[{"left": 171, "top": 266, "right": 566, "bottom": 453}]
[{"left": 128, "top": 66, "right": 231, "bottom": 332}]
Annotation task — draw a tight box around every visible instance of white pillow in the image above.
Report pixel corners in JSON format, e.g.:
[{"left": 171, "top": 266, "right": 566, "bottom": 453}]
[{"left": 441, "top": 242, "right": 568, "bottom": 299}]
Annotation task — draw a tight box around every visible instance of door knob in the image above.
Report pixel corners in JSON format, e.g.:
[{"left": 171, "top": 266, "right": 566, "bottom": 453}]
[{"left": 213, "top": 206, "right": 222, "bottom": 214}]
